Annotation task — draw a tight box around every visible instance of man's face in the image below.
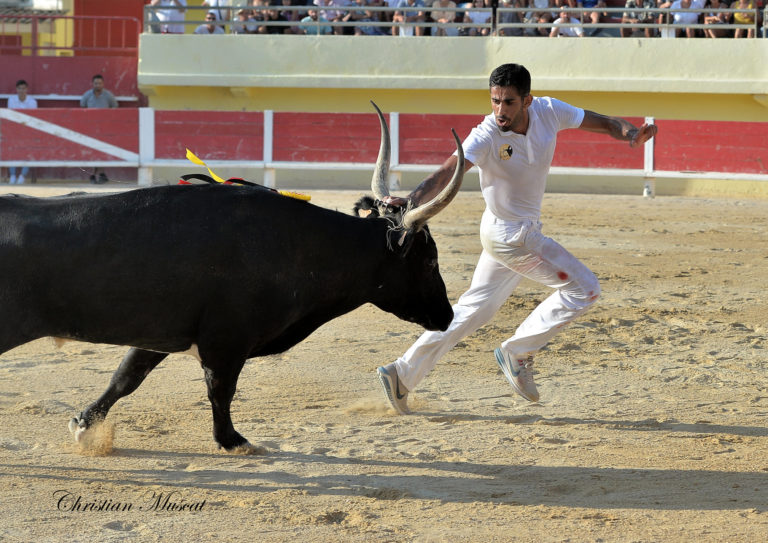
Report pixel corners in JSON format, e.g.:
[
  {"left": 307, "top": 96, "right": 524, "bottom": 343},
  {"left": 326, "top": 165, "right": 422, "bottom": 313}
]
[
  {"left": 92, "top": 78, "right": 104, "bottom": 93},
  {"left": 490, "top": 85, "right": 532, "bottom": 133},
  {"left": 16, "top": 83, "right": 28, "bottom": 99}
]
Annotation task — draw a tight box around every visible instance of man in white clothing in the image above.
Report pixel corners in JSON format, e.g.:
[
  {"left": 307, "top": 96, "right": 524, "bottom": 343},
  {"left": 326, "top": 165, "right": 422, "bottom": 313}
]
[
  {"left": 376, "top": 63, "right": 657, "bottom": 415},
  {"left": 150, "top": 0, "right": 187, "bottom": 34},
  {"left": 195, "top": 11, "right": 226, "bottom": 33},
  {"left": 6, "top": 79, "right": 38, "bottom": 185}
]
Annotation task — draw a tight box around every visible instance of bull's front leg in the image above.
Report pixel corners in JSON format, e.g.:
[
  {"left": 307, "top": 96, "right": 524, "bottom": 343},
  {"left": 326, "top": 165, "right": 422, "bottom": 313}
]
[
  {"left": 69, "top": 348, "right": 168, "bottom": 441},
  {"left": 201, "top": 358, "right": 249, "bottom": 451}
]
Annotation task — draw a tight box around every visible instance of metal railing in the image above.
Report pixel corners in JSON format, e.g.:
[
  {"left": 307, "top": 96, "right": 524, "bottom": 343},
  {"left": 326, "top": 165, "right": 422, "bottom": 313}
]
[
  {"left": 0, "top": 13, "right": 140, "bottom": 55},
  {"left": 143, "top": 4, "right": 765, "bottom": 38}
]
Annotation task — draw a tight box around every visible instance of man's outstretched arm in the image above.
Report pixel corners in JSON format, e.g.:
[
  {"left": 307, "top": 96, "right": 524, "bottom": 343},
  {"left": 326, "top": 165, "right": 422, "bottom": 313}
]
[{"left": 579, "top": 110, "right": 658, "bottom": 148}]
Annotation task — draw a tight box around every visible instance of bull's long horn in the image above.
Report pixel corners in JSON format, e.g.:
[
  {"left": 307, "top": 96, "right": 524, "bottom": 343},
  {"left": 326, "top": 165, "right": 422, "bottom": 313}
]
[
  {"left": 370, "top": 101, "right": 390, "bottom": 201},
  {"left": 402, "top": 128, "right": 464, "bottom": 230}
]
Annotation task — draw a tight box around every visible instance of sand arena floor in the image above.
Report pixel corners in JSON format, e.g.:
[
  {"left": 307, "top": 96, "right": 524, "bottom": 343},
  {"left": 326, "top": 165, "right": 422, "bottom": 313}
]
[{"left": 0, "top": 189, "right": 766, "bottom": 542}]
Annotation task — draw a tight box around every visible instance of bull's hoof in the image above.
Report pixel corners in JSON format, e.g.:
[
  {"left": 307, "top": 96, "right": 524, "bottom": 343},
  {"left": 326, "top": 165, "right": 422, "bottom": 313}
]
[
  {"left": 68, "top": 417, "right": 88, "bottom": 442},
  {"left": 69, "top": 417, "right": 114, "bottom": 455}
]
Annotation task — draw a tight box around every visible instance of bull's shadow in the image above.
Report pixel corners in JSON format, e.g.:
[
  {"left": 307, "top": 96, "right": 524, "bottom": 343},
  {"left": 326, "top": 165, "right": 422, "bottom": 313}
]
[{"left": 2, "top": 443, "right": 766, "bottom": 511}]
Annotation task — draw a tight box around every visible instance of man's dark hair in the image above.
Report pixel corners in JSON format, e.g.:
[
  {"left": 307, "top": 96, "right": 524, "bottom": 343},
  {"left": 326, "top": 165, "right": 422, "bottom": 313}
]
[
  {"left": 92, "top": 74, "right": 104, "bottom": 82},
  {"left": 489, "top": 64, "right": 531, "bottom": 97},
  {"left": 16, "top": 79, "right": 28, "bottom": 88}
]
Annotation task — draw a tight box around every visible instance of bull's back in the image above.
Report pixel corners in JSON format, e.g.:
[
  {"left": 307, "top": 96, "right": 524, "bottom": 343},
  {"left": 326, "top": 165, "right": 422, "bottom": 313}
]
[{"left": 0, "top": 185, "right": 372, "bottom": 349}]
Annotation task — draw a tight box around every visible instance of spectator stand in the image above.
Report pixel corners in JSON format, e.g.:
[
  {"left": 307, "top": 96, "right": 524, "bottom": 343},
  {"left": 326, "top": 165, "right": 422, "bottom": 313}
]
[{"left": 141, "top": 2, "right": 765, "bottom": 37}]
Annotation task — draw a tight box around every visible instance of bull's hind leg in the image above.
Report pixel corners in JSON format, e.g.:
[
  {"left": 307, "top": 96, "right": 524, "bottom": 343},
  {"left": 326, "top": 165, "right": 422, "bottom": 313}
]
[
  {"left": 69, "top": 348, "right": 168, "bottom": 441},
  {"left": 200, "top": 357, "right": 249, "bottom": 451}
]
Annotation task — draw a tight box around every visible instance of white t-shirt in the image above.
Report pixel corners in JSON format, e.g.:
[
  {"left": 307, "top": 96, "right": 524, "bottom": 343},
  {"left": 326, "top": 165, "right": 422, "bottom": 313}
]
[
  {"left": 7, "top": 95, "right": 38, "bottom": 109},
  {"left": 551, "top": 15, "right": 584, "bottom": 36},
  {"left": 460, "top": 96, "right": 584, "bottom": 221},
  {"left": 670, "top": 0, "right": 702, "bottom": 24},
  {"left": 156, "top": 0, "right": 188, "bottom": 34},
  {"left": 194, "top": 24, "right": 225, "bottom": 33}
]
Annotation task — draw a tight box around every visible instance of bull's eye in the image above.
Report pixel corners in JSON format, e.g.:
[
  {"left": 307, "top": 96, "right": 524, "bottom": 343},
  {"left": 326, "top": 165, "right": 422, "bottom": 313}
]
[{"left": 429, "top": 258, "right": 438, "bottom": 270}]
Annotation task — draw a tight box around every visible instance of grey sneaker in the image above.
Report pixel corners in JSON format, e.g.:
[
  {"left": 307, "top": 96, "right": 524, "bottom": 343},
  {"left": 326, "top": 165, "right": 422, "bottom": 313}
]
[
  {"left": 494, "top": 348, "right": 539, "bottom": 402},
  {"left": 376, "top": 363, "right": 411, "bottom": 415}
]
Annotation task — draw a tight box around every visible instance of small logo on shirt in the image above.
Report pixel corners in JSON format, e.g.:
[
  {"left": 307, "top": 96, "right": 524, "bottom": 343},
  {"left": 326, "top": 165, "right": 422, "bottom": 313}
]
[{"left": 499, "top": 144, "right": 513, "bottom": 160}]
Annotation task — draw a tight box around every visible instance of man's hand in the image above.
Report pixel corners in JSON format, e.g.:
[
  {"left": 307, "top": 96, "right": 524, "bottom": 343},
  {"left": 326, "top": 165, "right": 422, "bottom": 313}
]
[{"left": 629, "top": 122, "right": 658, "bottom": 148}]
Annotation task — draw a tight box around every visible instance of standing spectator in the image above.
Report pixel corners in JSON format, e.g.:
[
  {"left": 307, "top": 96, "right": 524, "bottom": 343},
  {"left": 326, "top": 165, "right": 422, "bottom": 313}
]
[
  {"left": 392, "top": 0, "right": 426, "bottom": 35},
  {"left": 151, "top": 0, "right": 188, "bottom": 34},
  {"left": 431, "top": 0, "right": 459, "bottom": 35},
  {"left": 703, "top": 0, "right": 731, "bottom": 36},
  {"left": 549, "top": 5, "right": 584, "bottom": 34},
  {"left": 6, "top": 79, "right": 37, "bottom": 185},
  {"left": 80, "top": 75, "right": 117, "bottom": 185},
  {"left": 621, "top": 0, "right": 657, "bottom": 37},
  {"left": 195, "top": 10, "right": 226, "bottom": 32},
  {"left": 730, "top": 0, "right": 755, "bottom": 37}
]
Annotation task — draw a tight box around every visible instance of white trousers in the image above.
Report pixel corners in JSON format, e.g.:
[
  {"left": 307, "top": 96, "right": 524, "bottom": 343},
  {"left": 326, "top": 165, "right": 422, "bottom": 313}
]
[{"left": 394, "top": 209, "right": 601, "bottom": 391}]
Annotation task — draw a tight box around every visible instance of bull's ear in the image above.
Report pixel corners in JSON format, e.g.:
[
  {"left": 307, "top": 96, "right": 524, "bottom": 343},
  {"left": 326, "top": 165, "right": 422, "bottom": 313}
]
[{"left": 387, "top": 228, "right": 415, "bottom": 256}]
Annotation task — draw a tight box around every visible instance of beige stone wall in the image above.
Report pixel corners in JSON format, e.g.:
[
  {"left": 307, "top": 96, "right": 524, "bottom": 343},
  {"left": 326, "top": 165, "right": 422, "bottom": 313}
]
[{"left": 138, "top": 34, "right": 768, "bottom": 121}]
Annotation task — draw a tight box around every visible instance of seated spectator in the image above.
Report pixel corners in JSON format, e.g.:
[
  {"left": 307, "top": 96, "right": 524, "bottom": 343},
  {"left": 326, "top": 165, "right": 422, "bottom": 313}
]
[
  {"left": 278, "top": 0, "right": 303, "bottom": 34},
  {"left": 579, "top": 0, "right": 607, "bottom": 35},
  {"left": 525, "top": 0, "right": 555, "bottom": 36},
  {"left": 730, "top": 0, "right": 755, "bottom": 37},
  {"left": 464, "top": 0, "right": 492, "bottom": 35},
  {"left": 257, "top": 0, "right": 291, "bottom": 33},
  {"left": 392, "top": 0, "right": 426, "bottom": 35},
  {"left": 203, "top": 0, "right": 231, "bottom": 25},
  {"left": 703, "top": 0, "right": 731, "bottom": 36},
  {"left": 194, "top": 11, "right": 226, "bottom": 33},
  {"left": 621, "top": 0, "right": 657, "bottom": 37},
  {"left": 549, "top": 5, "right": 584, "bottom": 34},
  {"left": 343, "top": 0, "right": 388, "bottom": 35},
  {"left": 497, "top": 0, "right": 525, "bottom": 35},
  {"left": 80, "top": 75, "right": 117, "bottom": 184},
  {"left": 6, "top": 79, "right": 37, "bottom": 185},
  {"left": 658, "top": 0, "right": 703, "bottom": 37},
  {"left": 316, "top": 0, "right": 356, "bottom": 34},
  {"left": 431, "top": 0, "right": 459, "bottom": 35},
  {"left": 233, "top": 8, "right": 258, "bottom": 33},
  {"left": 250, "top": 0, "right": 270, "bottom": 30},
  {"left": 151, "top": 0, "right": 187, "bottom": 34},
  {"left": 300, "top": 7, "right": 334, "bottom": 33},
  {"left": 382, "top": 0, "right": 399, "bottom": 22}
]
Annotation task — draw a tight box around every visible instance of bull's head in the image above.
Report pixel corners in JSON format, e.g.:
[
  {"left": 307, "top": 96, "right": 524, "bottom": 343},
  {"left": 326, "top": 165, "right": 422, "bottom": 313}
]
[
  {"left": 359, "top": 102, "right": 464, "bottom": 331},
  {"left": 369, "top": 101, "right": 464, "bottom": 231}
]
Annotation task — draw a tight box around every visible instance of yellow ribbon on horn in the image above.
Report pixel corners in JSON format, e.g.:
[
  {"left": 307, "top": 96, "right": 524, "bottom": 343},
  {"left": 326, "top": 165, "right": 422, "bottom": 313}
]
[{"left": 186, "top": 148, "right": 227, "bottom": 184}]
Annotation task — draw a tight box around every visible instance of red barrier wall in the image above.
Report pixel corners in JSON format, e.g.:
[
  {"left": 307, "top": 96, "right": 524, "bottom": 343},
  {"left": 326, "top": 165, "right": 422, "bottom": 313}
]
[
  {"left": 654, "top": 120, "right": 768, "bottom": 174},
  {"left": 273, "top": 113, "right": 383, "bottom": 163},
  {"left": 1, "top": 110, "right": 766, "bottom": 182},
  {"left": 1, "top": 109, "right": 137, "bottom": 161},
  {"left": 155, "top": 111, "right": 264, "bottom": 161}
]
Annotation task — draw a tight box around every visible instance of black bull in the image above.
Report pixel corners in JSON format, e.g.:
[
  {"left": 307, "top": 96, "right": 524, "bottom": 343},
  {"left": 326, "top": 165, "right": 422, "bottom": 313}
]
[{"left": 0, "top": 106, "right": 465, "bottom": 451}]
